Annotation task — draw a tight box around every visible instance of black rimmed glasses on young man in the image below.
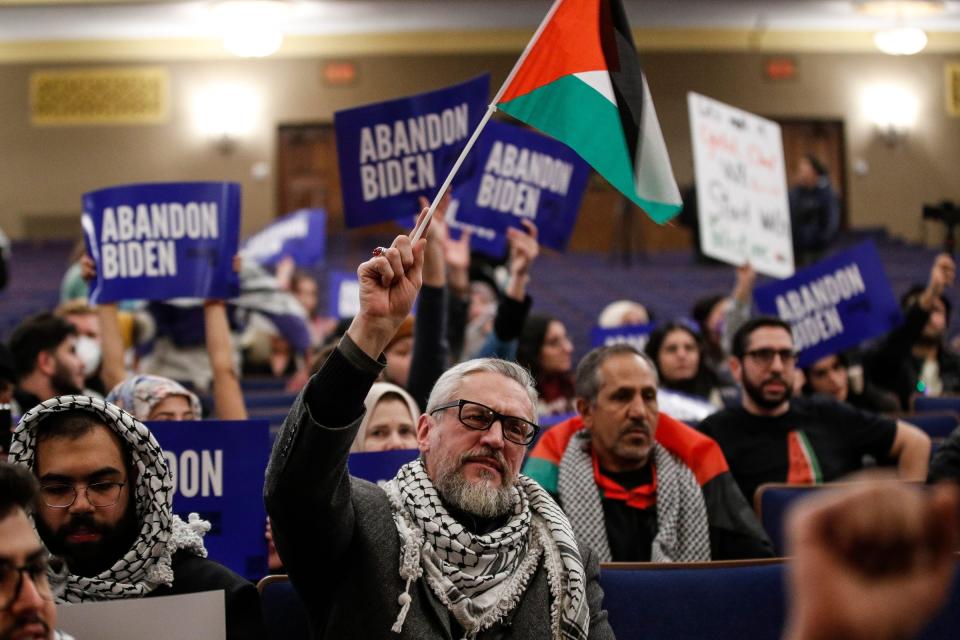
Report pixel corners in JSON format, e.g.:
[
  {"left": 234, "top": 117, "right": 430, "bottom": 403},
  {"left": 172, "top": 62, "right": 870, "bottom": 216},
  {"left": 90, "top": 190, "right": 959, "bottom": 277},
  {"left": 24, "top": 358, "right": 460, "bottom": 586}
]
[
  {"left": 0, "top": 554, "right": 65, "bottom": 609},
  {"left": 38, "top": 481, "right": 126, "bottom": 509},
  {"left": 744, "top": 348, "right": 797, "bottom": 366},
  {"left": 430, "top": 399, "right": 540, "bottom": 445}
]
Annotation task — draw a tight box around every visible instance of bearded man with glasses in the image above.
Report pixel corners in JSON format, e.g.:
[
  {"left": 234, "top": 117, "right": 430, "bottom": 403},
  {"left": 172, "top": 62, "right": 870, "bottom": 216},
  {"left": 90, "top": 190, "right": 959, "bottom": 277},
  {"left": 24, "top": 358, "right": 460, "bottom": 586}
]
[
  {"left": 699, "top": 317, "right": 931, "bottom": 503},
  {"left": 7, "top": 397, "right": 264, "bottom": 639},
  {"left": 0, "top": 461, "right": 70, "bottom": 640},
  {"left": 265, "top": 222, "right": 613, "bottom": 639}
]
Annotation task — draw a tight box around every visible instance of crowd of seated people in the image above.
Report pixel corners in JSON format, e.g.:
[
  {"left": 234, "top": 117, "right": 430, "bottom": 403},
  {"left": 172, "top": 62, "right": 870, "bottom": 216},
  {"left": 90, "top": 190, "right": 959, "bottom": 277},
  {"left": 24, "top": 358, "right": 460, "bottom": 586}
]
[{"left": 3, "top": 197, "right": 960, "bottom": 639}]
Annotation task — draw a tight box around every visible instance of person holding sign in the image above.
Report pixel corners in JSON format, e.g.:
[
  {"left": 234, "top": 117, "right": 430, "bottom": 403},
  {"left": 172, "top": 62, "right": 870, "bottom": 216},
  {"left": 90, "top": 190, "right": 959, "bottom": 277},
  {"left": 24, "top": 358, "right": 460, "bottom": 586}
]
[
  {"left": 699, "top": 317, "right": 931, "bottom": 503},
  {"left": 8, "top": 396, "right": 263, "bottom": 640},
  {"left": 265, "top": 220, "right": 613, "bottom": 639},
  {"left": 863, "top": 253, "right": 960, "bottom": 411}
]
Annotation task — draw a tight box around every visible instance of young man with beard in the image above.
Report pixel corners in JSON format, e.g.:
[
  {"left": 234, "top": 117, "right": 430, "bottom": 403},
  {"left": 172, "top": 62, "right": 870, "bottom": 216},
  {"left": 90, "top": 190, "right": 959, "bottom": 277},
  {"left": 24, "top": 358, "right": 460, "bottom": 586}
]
[
  {"left": 0, "top": 462, "right": 62, "bottom": 640},
  {"left": 8, "top": 314, "right": 86, "bottom": 416},
  {"left": 7, "top": 396, "right": 264, "bottom": 640},
  {"left": 265, "top": 225, "right": 613, "bottom": 639},
  {"left": 524, "top": 344, "right": 772, "bottom": 562},
  {"left": 863, "top": 253, "right": 960, "bottom": 410},
  {"left": 699, "top": 317, "right": 930, "bottom": 504}
]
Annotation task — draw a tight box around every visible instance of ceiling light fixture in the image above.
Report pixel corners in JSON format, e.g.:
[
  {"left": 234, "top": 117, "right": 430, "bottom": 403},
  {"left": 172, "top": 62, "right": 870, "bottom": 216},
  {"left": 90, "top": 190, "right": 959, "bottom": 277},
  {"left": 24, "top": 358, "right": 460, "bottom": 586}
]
[
  {"left": 873, "top": 26, "right": 929, "bottom": 54},
  {"left": 212, "top": 0, "right": 291, "bottom": 58},
  {"left": 856, "top": 0, "right": 944, "bottom": 55}
]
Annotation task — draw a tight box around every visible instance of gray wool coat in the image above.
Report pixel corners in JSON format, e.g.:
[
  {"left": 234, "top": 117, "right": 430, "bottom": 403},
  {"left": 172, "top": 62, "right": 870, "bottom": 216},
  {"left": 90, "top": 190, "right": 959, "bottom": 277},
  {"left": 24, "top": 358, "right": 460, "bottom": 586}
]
[{"left": 264, "top": 340, "right": 615, "bottom": 640}]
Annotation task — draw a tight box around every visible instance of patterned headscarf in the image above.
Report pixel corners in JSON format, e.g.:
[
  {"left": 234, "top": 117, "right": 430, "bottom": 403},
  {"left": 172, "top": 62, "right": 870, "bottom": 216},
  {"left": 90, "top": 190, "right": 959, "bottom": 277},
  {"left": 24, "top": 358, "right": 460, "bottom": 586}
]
[
  {"left": 105, "top": 375, "right": 203, "bottom": 421},
  {"left": 7, "top": 395, "right": 208, "bottom": 602}
]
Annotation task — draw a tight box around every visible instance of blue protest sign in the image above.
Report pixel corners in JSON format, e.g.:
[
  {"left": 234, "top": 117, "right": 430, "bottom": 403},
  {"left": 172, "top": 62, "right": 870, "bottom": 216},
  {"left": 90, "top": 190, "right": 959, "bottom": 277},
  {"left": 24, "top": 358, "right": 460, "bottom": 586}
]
[
  {"left": 148, "top": 419, "right": 270, "bottom": 580},
  {"left": 335, "top": 75, "right": 490, "bottom": 227},
  {"left": 348, "top": 449, "right": 418, "bottom": 483},
  {"left": 241, "top": 209, "right": 326, "bottom": 268},
  {"left": 452, "top": 120, "right": 591, "bottom": 258},
  {"left": 590, "top": 324, "right": 656, "bottom": 353},
  {"left": 328, "top": 270, "right": 360, "bottom": 319},
  {"left": 82, "top": 182, "right": 241, "bottom": 304},
  {"left": 753, "top": 241, "right": 903, "bottom": 367}
]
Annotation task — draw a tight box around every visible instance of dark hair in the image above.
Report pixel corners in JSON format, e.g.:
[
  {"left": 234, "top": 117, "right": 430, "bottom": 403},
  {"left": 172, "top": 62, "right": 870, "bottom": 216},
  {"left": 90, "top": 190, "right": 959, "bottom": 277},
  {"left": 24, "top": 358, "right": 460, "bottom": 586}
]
[
  {"left": 0, "top": 461, "right": 39, "bottom": 519},
  {"left": 34, "top": 408, "right": 106, "bottom": 446},
  {"left": 644, "top": 321, "right": 720, "bottom": 398},
  {"left": 691, "top": 295, "right": 725, "bottom": 334},
  {"left": 9, "top": 312, "right": 77, "bottom": 379},
  {"left": 516, "top": 314, "right": 555, "bottom": 382},
  {"left": 804, "top": 154, "right": 828, "bottom": 178},
  {"left": 900, "top": 284, "right": 951, "bottom": 325},
  {"left": 34, "top": 409, "right": 132, "bottom": 477},
  {"left": 575, "top": 344, "right": 658, "bottom": 403},
  {"left": 731, "top": 316, "right": 793, "bottom": 359}
]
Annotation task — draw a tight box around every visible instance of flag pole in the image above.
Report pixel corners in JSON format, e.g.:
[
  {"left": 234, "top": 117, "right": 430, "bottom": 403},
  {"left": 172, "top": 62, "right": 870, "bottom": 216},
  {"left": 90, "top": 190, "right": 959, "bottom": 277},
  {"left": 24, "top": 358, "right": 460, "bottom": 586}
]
[{"left": 410, "top": 0, "right": 564, "bottom": 243}]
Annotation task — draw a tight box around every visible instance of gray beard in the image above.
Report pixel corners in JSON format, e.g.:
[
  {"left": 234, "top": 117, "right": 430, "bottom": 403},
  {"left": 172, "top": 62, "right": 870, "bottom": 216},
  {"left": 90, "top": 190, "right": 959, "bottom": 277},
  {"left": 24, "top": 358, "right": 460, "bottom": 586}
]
[{"left": 434, "top": 465, "right": 514, "bottom": 519}]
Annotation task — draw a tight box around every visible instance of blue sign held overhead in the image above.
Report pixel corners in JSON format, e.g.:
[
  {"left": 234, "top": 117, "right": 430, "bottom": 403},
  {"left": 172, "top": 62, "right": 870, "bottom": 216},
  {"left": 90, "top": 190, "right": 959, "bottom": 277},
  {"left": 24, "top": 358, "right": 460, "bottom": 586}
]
[
  {"left": 753, "top": 241, "right": 903, "bottom": 368},
  {"left": 452, "top": 120, "right": 591, "bottom": 258},
  {"left": 242, "top": 209, "right": 326, "bottom": 268},
  {"left": 590, "top": 324, "right": 656, "bottom": 353},
  {"left": 82, "top": 182, "right": 241, "bottom": 304},
  {"left": 335, "top": 75, "right": 490, "bottom": 228},
  {"left": 148, "top": 419, "right": 271, "bottom": 581}
]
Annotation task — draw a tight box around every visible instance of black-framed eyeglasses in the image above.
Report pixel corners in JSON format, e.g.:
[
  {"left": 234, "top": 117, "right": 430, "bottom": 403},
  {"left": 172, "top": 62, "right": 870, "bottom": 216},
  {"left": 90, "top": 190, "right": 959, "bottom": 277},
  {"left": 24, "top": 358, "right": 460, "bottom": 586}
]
[
  {"left": 744, "top": 348, "right": 797, "bottom": 366},
  {"left": 0, "top": 555, "right": 64, "bottom": 609},
  {"left": 430, "top": 399, "right": 540, "bottom": 445},
  {"left": 39, "top": 481, "right": 126, "bottom": 509}
]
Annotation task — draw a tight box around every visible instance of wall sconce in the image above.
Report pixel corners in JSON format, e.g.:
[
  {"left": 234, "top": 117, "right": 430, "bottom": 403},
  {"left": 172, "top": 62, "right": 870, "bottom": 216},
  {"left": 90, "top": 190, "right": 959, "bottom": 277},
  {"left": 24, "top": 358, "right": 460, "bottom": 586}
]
[
  {"left": 862, "top": 84, "right": 919, "bottom": 146},
  {"left": 212, "top": 0, "right": 291, "bottom": 58},
  {"left": 192, "top": 83, "right": 260, "bottom": 154}
]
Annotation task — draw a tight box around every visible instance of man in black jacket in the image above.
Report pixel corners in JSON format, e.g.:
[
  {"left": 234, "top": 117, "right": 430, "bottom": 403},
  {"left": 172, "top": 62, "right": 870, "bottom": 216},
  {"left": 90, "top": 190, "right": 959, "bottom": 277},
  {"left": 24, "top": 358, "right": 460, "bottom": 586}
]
[
  {"left": 265, "top": 224, "right": 613, "bottom": 639},
  {"left": 7, "top": 396, "right": 263, "bottom": 640}
]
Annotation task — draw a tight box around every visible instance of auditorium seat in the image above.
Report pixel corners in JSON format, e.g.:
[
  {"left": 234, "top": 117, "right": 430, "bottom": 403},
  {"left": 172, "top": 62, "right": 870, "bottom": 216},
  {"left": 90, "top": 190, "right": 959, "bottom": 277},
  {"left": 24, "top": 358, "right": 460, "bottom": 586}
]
[
  {"left": 753, "top": 483, "right": 824, "bottom": 556},
  {"left": 258, "top": 575, "right": 310, "bottom": 640},
  {"left": 897, "top": 412, "right": 960, "bottom": 440},
  {"left": 600, "top": 560, "right": 787, "bottom": 640},
  {"left": 913, "top": 396, "right": 960, "bottom": 416},
  {"left": 599, "top": 559, "right": 960, "bottom": 640}
]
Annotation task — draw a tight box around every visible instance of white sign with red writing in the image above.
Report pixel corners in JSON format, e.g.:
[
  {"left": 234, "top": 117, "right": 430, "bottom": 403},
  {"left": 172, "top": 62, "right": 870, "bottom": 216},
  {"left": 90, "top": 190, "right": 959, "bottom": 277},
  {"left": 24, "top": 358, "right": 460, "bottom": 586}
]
[{"left": 688, "top": 92, "right": 794, "bottom": 278}]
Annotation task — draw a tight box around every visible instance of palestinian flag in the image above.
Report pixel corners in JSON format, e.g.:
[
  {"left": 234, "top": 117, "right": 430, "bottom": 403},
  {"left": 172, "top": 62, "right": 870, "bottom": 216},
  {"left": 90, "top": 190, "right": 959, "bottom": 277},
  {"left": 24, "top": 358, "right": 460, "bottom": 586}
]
[{"left": 495, "top": 0, "right": 682, "bottom": 223}]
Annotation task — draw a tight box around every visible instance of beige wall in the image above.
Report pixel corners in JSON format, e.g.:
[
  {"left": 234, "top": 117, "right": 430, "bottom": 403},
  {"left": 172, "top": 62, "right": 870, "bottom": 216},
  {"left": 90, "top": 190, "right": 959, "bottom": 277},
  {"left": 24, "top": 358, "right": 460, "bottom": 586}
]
[{"left": 0, "top": 49, "right": 957, "bottom": 244}]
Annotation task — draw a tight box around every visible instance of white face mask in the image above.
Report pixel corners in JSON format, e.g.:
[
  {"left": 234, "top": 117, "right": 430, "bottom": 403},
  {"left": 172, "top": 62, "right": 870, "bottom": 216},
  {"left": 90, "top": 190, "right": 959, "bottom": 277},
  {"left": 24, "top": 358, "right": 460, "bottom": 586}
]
[{"left": 74, "top": 335, "right": 101, "bottom": 375}]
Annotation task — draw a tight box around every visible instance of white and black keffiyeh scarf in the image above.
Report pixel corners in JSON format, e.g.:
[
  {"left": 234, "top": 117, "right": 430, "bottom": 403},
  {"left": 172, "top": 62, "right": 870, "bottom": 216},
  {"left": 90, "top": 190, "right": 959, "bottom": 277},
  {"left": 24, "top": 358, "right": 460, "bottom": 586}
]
[
  {"left": 7, "top": 395, "right": 209, "bottom": 602},
  {"left": 558, "top": 430, "right": 711, "bottom": 563},
  {"left": 383, "top": 459, "right": 589, "bottom": 640}
]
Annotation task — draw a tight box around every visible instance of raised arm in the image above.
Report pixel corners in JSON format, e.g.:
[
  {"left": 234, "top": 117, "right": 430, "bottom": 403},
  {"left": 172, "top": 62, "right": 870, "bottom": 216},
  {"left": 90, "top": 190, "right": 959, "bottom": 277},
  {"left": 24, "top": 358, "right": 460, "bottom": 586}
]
[
  {"left": 264, "top": 217, "right": 426, "bottom": 596},
  {"left": 204, "top": 300, "right": 247, "bottom": 420},
  {"left": 81, "top": 254, "right": 127, "bottom": 392}
]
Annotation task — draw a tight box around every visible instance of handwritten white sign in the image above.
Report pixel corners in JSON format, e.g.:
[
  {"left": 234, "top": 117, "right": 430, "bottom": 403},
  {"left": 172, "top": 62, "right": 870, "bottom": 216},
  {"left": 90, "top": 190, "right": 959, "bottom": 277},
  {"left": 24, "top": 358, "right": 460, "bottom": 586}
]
[
  {"left": 688, "top": 92, "right": 794, "bottom": 278},
  {"left": 58, "top": 590, "right": 226, "bottom": 640}
]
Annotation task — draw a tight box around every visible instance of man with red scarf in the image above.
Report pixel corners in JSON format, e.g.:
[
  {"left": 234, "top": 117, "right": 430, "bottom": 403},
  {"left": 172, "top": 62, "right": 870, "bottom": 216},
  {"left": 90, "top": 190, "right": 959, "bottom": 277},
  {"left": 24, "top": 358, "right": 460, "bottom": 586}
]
[{"left": 524, "top": 344, "right": 772, "bottom": 561}]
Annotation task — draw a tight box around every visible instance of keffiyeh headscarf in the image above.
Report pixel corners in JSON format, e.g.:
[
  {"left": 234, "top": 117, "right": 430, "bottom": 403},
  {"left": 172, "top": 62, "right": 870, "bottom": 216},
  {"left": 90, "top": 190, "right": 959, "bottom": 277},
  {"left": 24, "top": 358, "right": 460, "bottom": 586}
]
[
  {"left": 382, "top": 459, "right": 589, "bottom": 640},
  {"left": 558, "top": 430, "right": 711, "bottom": 563},
  {"left": 7, "top": 395, "right": 209, "bottom": 602},
  {"left": 105, "top": 374, "right": 203, "bottom": 421}
]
